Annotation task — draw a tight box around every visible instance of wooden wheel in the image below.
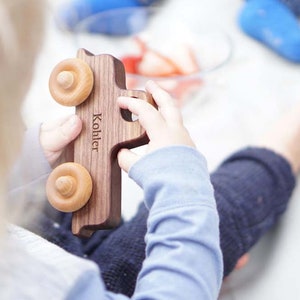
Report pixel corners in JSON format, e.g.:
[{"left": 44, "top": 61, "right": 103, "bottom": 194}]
[
  {"left": 49, "top": 58, "right": 94, "bottom": 106},
  {"left": 46, "top": 162, "right": 93, "bottom": 212}
]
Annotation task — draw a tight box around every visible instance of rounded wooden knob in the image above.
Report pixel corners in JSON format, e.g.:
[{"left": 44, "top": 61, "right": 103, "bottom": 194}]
[
  {"left": 49, "top": 58, "right": 94, "bottom": 106},
  {"left": 46, "top": 162, "right": 93, "bottom": 212}
]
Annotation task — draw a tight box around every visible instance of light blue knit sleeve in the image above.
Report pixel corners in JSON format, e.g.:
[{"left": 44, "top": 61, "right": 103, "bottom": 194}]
[{"left": 129, "top": 146, "right": 223, "bottom": 300}]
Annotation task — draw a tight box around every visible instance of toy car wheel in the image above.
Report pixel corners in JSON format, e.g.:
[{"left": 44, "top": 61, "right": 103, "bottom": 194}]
[
  {"left": 46, "top": 162, "right": 93, "bottom": 212},
  {"left": 49, "top": 58, "right": 94, "bottom": 106}
]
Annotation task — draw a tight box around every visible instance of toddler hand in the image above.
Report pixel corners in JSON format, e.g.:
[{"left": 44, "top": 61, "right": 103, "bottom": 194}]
[
  {"left": 40, "top": 115, "right": 82, "bottom": 167},
  {"left": 117, "top": 80, "right": 195, "bottom": 173}
]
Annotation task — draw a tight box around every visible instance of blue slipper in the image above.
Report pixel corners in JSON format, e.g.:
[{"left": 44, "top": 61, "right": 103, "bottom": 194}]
[{"left": 238, "top": 0, "right": 300, "bottom": 62}]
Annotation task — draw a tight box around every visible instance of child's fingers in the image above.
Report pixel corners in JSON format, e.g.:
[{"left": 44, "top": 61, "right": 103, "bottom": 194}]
[
  {"left": 117, "top": 96, "right": 165, "bottom": 141},
  {"left": 57, "top": 115, "right": 82, "bottom": 147},
  {"left": 40, "top": 115, "right": 82, "bottom": 152},
  {"left": 145, "top": 80, "right": 183, "bottom": 125},
  {"left": 117, "top": 148, "right": 139, "bottom": 173},
  {"left": 41, "top": 114, "right": 74, "bottom": 131},
  {"left": 145, "top": 80, "right": 174, "bottom": 107}
]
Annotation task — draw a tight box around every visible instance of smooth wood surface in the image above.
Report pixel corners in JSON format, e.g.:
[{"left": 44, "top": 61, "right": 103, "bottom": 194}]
[{"left": 72, "top": 49, "right": 153, "bottom": 237}]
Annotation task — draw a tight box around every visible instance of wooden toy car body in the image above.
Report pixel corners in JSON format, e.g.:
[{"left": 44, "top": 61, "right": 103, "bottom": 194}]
[{"left": 46, "top": 48, "right": 153, "bottom": 238}]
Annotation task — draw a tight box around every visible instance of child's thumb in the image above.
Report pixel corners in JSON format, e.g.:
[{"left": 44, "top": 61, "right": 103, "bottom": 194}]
[
  {"left": 117, "top": 148, "right": 139, "bottom": 173},
  {"left": 59, "top": 115, "right": 82, "bottom": 147},
  {"left": 41, "top": 115, "right": 82, "bottom": 152}
]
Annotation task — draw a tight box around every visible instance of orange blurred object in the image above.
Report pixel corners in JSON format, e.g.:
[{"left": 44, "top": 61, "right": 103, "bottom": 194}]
[
  {"left": 122, "top": 55, "right": 142, "bottom": 74},
  {"left": 121, "top": 37, "right": 200, "bottom": 78}
]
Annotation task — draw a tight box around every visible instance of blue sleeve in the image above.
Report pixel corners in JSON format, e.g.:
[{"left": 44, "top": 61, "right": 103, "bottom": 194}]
[{"left": 129, "top": 146, "right": 223, "bottom": 300}]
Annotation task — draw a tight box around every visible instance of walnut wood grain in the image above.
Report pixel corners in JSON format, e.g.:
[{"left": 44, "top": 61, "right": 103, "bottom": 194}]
[{"left": 71, "top": 49, "right": 153, "bottom": 237}]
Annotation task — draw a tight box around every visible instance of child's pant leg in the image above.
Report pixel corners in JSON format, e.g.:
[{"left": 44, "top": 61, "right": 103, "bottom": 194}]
[{"left": 211, "top": 147, "right": 295, "bottom": 276}]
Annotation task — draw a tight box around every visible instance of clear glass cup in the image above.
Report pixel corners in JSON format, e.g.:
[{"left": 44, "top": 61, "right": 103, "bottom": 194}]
[{"left": 73, "top": 6, "right": 233, "bottom": 106}]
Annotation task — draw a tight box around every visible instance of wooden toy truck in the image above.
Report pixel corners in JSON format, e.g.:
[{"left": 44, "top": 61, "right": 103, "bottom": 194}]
[{"left": 46, "top": 49, "right": 153, "bottom": 238}]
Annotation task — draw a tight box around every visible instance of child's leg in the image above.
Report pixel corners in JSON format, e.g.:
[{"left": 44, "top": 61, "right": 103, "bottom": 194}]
[
  {"left": 212, "top": 147, "right": 295, "bottom": 276},
  {"left": 214, "top": 104, "right": 300, "bottom": 276}
]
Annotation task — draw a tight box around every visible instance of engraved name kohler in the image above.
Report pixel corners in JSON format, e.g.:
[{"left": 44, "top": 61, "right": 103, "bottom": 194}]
[{"left": 92, "top": 113, "right": 102, "bottom": 152}]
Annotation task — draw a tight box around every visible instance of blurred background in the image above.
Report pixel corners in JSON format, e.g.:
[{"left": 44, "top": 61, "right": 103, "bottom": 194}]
[{"left": 24, "top": 1, "right": 300, "bottom": 299}]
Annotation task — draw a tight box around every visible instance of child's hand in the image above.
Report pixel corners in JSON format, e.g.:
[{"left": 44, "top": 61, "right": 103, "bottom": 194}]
[
  {"left": 117, "top": 80, "right": 195, "bottom": 173},
  {"left": 40, "top": 115, "right": 82, "bottom": 167}
]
